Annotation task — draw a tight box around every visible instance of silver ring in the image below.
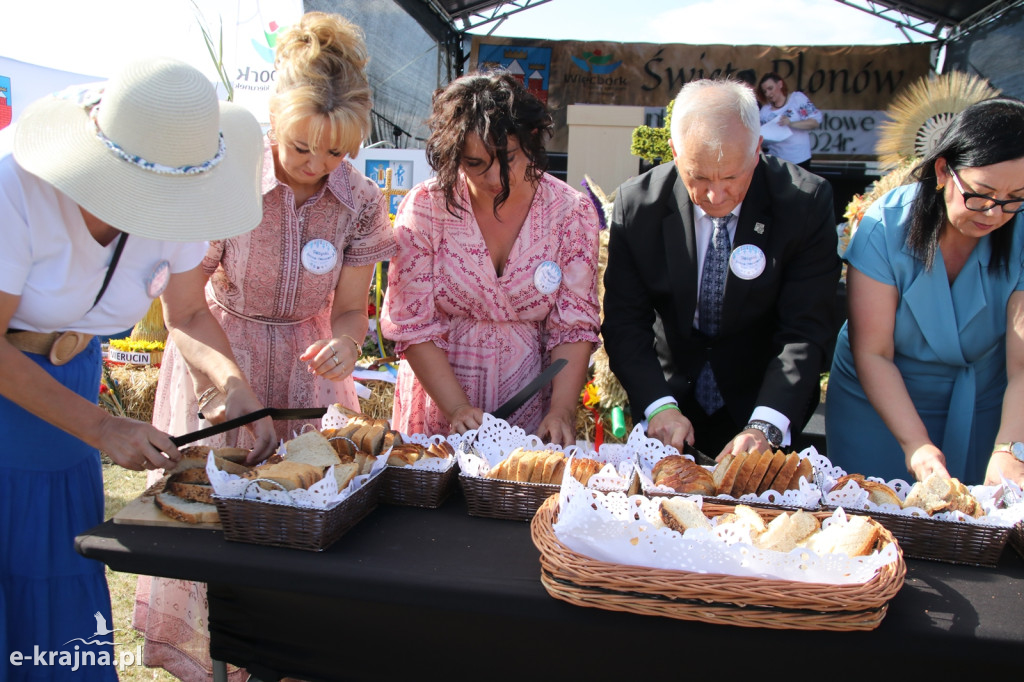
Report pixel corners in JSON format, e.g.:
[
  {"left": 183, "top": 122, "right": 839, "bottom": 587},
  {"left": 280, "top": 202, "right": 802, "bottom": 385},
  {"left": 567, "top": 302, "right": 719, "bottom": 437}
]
[{"left": 334, "top": 355, "right": 341, "bottom": 366}]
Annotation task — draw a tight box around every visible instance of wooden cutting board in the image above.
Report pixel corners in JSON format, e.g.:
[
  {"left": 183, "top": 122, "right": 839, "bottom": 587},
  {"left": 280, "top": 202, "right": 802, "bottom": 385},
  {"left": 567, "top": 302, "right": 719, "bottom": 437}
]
[{"left": 113, "top": 479, "right": 222, "bottom": 530}]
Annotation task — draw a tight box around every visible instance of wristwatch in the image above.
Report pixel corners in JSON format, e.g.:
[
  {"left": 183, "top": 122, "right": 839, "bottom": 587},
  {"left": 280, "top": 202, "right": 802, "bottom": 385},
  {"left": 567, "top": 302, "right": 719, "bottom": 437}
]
[
  {"left": 993, "top": 442, "right": 1024, "bottom": 462},
  {"left": 745, "top": 419, "right": 783, "bottom": 449}
]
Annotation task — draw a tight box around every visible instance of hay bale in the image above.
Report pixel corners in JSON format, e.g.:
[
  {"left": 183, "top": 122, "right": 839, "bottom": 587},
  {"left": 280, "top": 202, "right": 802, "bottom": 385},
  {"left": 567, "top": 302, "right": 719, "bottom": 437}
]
[{"left": 104, "top": 364, "right": 161, "bottom": 424}]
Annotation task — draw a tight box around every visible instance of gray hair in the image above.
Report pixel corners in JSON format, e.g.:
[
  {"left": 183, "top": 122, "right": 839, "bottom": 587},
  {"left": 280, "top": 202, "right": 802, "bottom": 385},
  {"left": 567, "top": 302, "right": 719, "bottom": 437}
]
[{"left": 670, "top": 79, "right": 760, "bottom": 158}]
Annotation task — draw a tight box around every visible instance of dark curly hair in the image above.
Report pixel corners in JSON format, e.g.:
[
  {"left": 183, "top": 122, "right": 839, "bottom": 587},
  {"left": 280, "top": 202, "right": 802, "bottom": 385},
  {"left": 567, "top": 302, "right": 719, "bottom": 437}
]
[
  {"left": 426, "top": 71, "right": 552, "bottom": 216},
  {"left": 907, "top": 97, "right": 1024, "bottom": 272}
]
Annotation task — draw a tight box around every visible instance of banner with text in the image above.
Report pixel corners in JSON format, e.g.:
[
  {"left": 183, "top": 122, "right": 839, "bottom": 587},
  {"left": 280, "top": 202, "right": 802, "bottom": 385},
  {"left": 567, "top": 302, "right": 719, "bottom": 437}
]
[{"left": 470, "top": 38, "right": 933, "bottom": 158}]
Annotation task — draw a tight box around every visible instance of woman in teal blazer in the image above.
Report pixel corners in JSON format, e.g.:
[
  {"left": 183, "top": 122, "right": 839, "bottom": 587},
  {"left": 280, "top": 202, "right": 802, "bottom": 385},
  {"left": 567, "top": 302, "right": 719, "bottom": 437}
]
[{"left": 826, "top": 98, "right": 1024, "bottom": 486}]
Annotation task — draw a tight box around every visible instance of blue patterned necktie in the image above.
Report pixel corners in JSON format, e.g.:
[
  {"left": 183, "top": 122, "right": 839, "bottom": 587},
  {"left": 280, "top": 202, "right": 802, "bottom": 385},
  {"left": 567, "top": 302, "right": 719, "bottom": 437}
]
[{"left": 695, "top": 214, "right": 732, "bottom": 414}]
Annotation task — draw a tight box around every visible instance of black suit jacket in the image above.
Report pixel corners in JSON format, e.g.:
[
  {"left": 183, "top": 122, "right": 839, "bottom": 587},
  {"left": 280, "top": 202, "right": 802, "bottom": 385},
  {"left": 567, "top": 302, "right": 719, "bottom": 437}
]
[{"left": 601, "top": 155, "right": 840, "bottom": 431}]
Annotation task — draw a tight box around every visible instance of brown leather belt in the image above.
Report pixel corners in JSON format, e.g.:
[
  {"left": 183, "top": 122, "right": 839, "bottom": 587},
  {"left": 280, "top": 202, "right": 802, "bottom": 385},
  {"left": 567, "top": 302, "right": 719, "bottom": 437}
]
[{"left": 5, "top": 330, "right": 95, "bottom": 366}]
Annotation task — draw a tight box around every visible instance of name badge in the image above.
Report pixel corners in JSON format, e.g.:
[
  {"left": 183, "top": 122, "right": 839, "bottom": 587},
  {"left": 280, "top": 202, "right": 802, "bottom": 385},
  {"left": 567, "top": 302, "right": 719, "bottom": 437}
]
[
  {"left": 533, "top": 260, "right": 562, "bottom": 295},
  {"left": 729, "top": 244, "right": 766, "bottom": 280},
  {"left": 301, "top": 239, "right": 338, "bottom": 275},
  {"left": 145, "top": 260, "right": 171, "bottom": 298}
]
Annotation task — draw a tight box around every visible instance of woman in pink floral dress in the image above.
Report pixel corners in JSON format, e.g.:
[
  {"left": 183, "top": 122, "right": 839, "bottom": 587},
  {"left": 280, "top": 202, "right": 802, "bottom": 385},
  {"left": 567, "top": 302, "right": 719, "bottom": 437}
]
[
  {"left": 382, "top": 72, "right": 601, "bottom": 445},
  {"left": 134, "top": 13, "right": 394, "bottom": 681}
]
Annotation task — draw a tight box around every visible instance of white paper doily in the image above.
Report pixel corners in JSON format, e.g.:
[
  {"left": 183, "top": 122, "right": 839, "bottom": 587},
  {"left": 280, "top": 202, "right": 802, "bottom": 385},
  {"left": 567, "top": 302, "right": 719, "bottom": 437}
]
[
  {"left": 630, "top": 424, "right": 822, "bottom": 508},
  {"left": 206, "top": 450, "right": 387, "bottom": 510},
  {"left": 552, "top": 474, "right": 898, "bottom": 585},
  {"left": 820, "top": 464, "right": 1024, "bottom": 528},
  {"left": 320, "top": 404, "right": 456, "bottom": 472},
  {"left": 455, "top": 414, "right": 634, "bottom": 492}
]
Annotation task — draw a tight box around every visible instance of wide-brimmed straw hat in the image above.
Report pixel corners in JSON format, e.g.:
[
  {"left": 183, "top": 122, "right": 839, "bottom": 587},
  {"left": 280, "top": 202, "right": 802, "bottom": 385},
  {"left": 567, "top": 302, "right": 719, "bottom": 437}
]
[{"left": 13, "top": 56, "right": 263, "bottom": 242}]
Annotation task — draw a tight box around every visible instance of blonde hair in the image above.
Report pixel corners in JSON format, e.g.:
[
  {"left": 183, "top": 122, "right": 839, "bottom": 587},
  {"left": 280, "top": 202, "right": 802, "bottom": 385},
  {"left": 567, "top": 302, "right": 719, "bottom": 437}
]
[{"left": 270, "top": 11, "right": 372, "bottom": 158}]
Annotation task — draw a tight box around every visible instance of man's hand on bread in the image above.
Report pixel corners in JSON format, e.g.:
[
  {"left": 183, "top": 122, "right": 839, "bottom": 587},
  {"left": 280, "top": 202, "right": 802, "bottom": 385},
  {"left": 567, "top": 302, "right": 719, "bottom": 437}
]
[
  {"left": 985, "top": 449, "right": 1024, "bottom": 487},
  {"left": 907, "top": 443, "right": 950, "bottom": 482},
  {"left": 648, "top": 408, "right": 695, "bottom": 453},
  {"left": 96, "top": 415, "right": 182, "bottom": 472},
  {"left": 718, "top": 429, "right": 771, "bottom": 461}
]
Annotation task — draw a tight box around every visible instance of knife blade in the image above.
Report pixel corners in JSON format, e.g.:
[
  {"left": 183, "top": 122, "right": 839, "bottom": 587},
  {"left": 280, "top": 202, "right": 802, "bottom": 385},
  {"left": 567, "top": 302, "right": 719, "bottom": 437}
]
[
  {"left": 491, "top": 358, "right": 568, "bottom": 420},
  {"left": 170, "top": 407, "right": 328, "bottom": 447},
  {"left": 683, "top": 442, "right": 719, "bottom": 467}
]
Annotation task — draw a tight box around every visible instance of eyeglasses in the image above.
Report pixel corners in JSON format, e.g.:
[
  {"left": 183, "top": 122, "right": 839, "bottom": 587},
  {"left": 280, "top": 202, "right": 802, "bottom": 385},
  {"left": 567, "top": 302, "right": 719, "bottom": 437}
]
[{"left": 948, "top": 168, "right": 1024, "bottom": 214}]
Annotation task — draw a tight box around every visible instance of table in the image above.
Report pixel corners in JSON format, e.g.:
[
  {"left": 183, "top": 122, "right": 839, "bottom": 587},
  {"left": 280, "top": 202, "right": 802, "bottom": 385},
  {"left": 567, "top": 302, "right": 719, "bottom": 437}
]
[{"left": 77, "top": 490, "right": 1024, "bottom": 680}]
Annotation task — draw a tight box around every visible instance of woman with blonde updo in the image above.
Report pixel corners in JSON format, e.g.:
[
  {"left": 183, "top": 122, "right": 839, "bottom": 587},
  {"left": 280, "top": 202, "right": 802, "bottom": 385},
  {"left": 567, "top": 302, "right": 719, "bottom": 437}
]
[{"left": 134, "top": 12, "right": 394, "bottom": 680}]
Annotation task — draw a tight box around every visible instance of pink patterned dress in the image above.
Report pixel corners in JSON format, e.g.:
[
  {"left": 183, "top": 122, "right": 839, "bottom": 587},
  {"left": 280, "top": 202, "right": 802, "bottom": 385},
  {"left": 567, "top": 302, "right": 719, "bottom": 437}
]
[
  {"left": 381, "top": 172, "right": 601, "bottom": 436},
  {"left": 134, "top": 140, "right": 394, "bottom": 682}
]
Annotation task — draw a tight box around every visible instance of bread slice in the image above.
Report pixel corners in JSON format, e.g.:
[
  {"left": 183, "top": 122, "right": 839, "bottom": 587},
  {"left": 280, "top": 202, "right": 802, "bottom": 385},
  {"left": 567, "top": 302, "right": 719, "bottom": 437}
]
[
  {"left": 171, "top": 468, "right": 210, "bottom": 484},
  {"left": 570, "top": 457, "right": 601, "bottom": 486},
  {"left": 539, "top": 452, "right": 565, "bottom": 484},
  {"left": 387, "top": 444, "right": 424, "bottom": 467},
  {"left": 729, "top": 451, "right": 761, "bottom": 497},
  {"left": 244, "top": 460, "right": 324, "bottom": 491},
  {"left": 155, "top": 492, "right": 219, "bottom": 524},
  {"left": 803, "top": 516, "right": 879, "bottom": 557},
  {"left": 732, "top": 504, "right": 768, "bottom": 534},
  {"left": 711, "top": 452, "right": 735, "bottom": 492},
  {"left": 166, "top": 481, "right": 215, "bottom": 505},
  {"left": 769, "top": 453, "right": 801, "bottom": 493},
  {"left": 285, "top": 430, "right": 342, "bottom": 469},
  {"left": 903, "top": 473, "right": 953, "bottom": 514},
  {"left": 549, "top": 456, "right": 567, "bottom": 485},
  {"left": 860, "top": 480, "right": 902, "bottom": 507},
  {"left": 785, "top": 456, "right": 814, "bottom": 492},
  {"left": 355, "top": 423, "right": 387, "bottom": 456},
  {"left": 716, "top": 452, "right": 746, "bottom": 497},
  {"left": 742, "top": 449, "right": 775, "bottom": 497},
  {"left": 754, "top": 510, "right": 820, "bottom": 552},
  {"left": 515, "top": 451, "right": 540, "bottom": 482},
  {"left": 332, "top": 462, "right": 360, "bottom": 490},
  {"left": 354, "top": 450, "right": 376, "bottom": 476},
  {"left": 427, "top": 441, "right": 455, "bottom": 458},
  {"left": 530, "top": 452, "right": 554, "bottom": 483},
  {"left": 214, "top": 447, "right": 250, "bottom": 464},
  {"left": 660, "top": 497, "right": 713, "bottom": 533},
  {"left": 757, "top": 451, "right": 787, "bottom": 494}
]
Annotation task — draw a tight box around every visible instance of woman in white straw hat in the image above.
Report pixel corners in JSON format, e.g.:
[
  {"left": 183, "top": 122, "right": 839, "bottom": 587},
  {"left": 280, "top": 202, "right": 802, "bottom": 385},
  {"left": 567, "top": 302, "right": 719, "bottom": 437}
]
[
  {"left": 134, "top": 12, "right": 395, "bottom": 682},
  {"left": 0, "top": 56, "right": 276, "bottom": 680}
]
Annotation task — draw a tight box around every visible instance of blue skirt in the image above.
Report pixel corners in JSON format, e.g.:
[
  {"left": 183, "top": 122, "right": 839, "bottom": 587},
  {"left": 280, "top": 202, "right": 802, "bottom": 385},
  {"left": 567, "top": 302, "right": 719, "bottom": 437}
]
[{"left": 1, "top": 340, "right": 118, "bottom": 681}]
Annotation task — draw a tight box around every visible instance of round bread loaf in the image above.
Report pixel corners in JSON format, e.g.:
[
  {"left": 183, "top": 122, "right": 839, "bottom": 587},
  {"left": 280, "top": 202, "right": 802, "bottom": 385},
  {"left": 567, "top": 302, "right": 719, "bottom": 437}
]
[{"left": 653, "top": 455, "right": 716, "bottom": 496}]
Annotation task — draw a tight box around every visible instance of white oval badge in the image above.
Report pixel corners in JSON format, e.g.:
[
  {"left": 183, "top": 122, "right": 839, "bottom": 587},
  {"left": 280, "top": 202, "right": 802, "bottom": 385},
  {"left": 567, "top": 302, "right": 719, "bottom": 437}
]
[
  {"left": 145, "top": 260, "right": 171, "bottom": 298},
  {"left": 533, "top": 260, "right": 562, "bottom": 295},
  {"left": 301, "top": 239, "right": 338, "bottom": 275},
  {"left": 729, "top": 244, "right": 766, "bottom": 280}
]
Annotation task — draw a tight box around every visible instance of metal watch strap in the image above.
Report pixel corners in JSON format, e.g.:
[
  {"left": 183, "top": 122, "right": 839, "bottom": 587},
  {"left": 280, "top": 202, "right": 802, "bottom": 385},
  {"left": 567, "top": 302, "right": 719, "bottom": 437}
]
[{"left": 745, "top": 419, "right": 782, "bottom": 449}]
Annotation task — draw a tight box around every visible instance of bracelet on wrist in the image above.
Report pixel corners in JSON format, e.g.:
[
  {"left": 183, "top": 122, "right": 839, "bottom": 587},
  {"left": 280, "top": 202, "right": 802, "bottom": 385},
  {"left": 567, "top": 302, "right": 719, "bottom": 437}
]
[
  {"left": 340, "top": 334, "right": 363, "bottom": 360},
  {"left": 196, "top": 386, "right": 220, "bottom": 410},
  {"left": 648, "top": 403, "right": 681, "bottom": 420}
]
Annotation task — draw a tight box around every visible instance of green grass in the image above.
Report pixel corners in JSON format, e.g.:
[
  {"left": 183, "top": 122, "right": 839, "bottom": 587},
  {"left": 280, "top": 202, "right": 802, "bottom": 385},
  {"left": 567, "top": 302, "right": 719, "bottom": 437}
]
[{"left": 101, "top": 457, "right": 178, "bottom": 681}]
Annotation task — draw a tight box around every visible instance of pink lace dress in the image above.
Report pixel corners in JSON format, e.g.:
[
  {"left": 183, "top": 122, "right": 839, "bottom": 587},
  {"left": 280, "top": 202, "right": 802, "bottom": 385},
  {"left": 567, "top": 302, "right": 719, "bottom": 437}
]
[
  {"left": 381, "top": 172, "right": 601, "bottom": 436},
  {"left": 134, "top": 141, "right": 395, "bottom": 681}
]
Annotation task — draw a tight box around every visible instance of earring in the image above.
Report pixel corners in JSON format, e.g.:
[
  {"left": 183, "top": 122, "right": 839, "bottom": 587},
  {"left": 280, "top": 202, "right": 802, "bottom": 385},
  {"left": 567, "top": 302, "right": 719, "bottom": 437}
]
[
  {"left": 267, "top": 128, "right": 277, "bottom": 144},
  {"left": 936, "top": 183, "right": 945, "bottom": 191}
]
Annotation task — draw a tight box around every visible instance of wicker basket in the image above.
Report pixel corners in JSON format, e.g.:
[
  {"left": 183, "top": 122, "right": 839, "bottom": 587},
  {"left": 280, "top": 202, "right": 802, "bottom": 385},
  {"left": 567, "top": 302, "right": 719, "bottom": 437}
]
[
  {"left": 459, "top": 474, "right": 559, "bottom": 521},
  {"left": 380, "top": 463, "right": 459, "bottom": 508},
  {"left": 214, "top": 474, "right": 383, "bottom": 551},
  {"left": 822, "top": 505, "right": 1012, "bottom": 567},
  {"left": 1011, "top": 521, "right": 1024, "bottom": 560},
  {"left": 531, "top": 498, "right": 906, "bottom": 631}
]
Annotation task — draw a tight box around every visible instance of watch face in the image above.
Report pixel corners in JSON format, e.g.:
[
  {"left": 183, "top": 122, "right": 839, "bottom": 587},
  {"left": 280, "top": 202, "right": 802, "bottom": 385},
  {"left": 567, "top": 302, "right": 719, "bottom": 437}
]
[{"left": 1012, "top": 442, "right": 1024, "bottom": 462}]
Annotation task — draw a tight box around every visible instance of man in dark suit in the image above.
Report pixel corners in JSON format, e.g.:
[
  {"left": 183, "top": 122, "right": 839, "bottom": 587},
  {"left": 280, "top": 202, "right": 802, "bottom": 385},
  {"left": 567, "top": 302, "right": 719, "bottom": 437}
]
[{"left": 602, "top": 79, "right": 840, "bottom": 457}]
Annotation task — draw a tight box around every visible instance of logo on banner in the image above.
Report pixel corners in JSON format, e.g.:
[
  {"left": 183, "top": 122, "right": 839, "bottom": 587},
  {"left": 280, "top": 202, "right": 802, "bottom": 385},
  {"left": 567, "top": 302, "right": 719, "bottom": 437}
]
[
  {"left": 251, "top": 20, "right": 286, "bottom": 63},
  {"left": 570, "top": 50, "right": 622, "bottom": 75},
  {"left": 7, "top": 611, "right": 144, "bottom": 672}
]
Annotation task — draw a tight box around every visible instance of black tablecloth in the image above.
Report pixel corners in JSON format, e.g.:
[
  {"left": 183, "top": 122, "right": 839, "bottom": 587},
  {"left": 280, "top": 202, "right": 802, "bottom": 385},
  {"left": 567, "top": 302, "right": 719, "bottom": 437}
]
[{"left": 77, "top": 491, "right": 1024, "bottom": 680}]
